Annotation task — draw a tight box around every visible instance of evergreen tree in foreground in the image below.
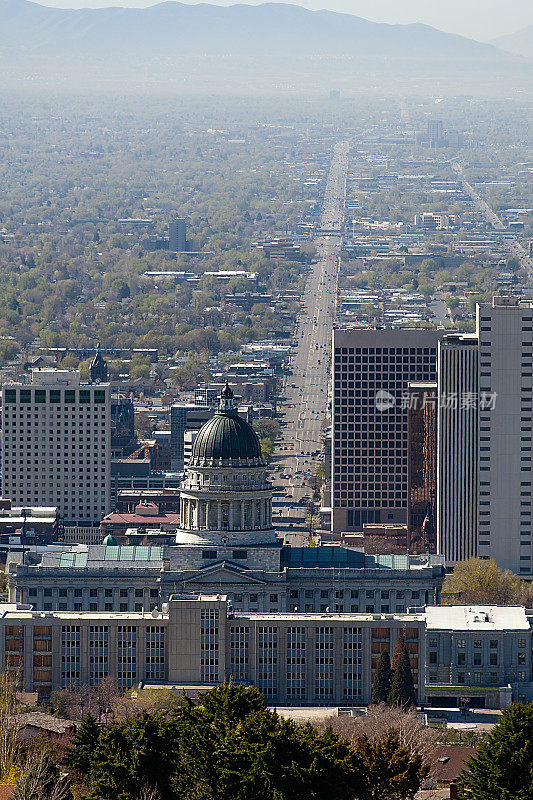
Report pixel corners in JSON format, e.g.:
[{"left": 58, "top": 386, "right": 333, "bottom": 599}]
[
  {"left": 371, "top": 649, "right": 392, "bottom": 705},
  {"left": 460, "top": 702, "right": 533, "bottom": 799},
  {"left": 65, "top": 712, "right": 100, "bottom": 775},
  {"left": 389, "top": 632, "right": 416, "bottom": 708}
]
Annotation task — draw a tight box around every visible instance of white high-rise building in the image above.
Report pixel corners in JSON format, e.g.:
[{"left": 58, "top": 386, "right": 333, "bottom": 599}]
[
  {"left": 476, "top": 297, "right": 533, "bottom": 575},
  {"left": 1, "top": 370, "right": 110, "bottom": 525},
  {"left": 437, "top": 297, "right": 533, "bottom": 576}
]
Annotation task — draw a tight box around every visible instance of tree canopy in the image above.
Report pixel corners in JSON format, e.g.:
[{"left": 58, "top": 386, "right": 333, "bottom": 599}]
[
  {"left": 460, "top": 703, "right": 533, "bottom": 800},
  {"left": 442, "top": 557, "right": 532, "bottom": 605},
  {"left": 63, "top": 683, "right": 429, "bottom": 800}
]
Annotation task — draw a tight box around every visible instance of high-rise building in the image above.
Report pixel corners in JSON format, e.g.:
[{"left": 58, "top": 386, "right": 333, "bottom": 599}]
[
  {"left": 331, "top": 329, "right": 440, "bottom": 532},
  {"left": 436, "top": 334, "right": 479, "bottom": 565},
  {"left": 407, "top": 382, "right": 437, "bottom": 553},
  {"left": 168, "top": 217, "right": 187, "bottom": 252},
  {"left": 427, "top": 119, "right": 444, "bottom": 146},
  {"left": 170, "top": 404, "right": 215, "bottom": 471},
  {"left": 1, "top": 370, "right": 110, "bottom": 525},
  {"left": 436, "top": 297, "right": 533, "bottom": 575},
  {"left": 475, "top": 297, "right": 533, "bottom": 575},
  {"left": 111, "top": 396, "right": 136, "bottom": 458}
]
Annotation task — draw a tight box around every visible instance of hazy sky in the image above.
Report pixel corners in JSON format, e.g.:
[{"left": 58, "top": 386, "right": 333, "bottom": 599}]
[{"left": 36, "top": 0, "right": 532, "bottom": 42}]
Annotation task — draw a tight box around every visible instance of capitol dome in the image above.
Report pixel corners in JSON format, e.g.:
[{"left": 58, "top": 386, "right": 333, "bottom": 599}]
[{"left": 190, "top": 383, "right": 264, "bottom": 467}]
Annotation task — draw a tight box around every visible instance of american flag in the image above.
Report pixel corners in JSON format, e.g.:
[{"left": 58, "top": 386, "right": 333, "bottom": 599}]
[{"left": 422, "top": 512, "right": 429, "bottom": 531}]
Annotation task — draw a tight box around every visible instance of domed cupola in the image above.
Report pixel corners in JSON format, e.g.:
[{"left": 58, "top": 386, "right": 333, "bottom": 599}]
[{"left": 190, "top": 383, "right": 264, "bottom": 467}]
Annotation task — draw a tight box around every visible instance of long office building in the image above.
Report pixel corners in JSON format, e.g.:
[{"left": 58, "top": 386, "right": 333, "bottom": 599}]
[
  {"left": 331, "top": 328, "right": 440, "bottom": 532},
  {"left": 1, "top": 370, "right": 111, "bottom": 526},
  {"left": 1, "top": 595, "right": 533, "bottom": 709},
  {"left": 0, "top": 594, "right": 426, "bottom": 703}
]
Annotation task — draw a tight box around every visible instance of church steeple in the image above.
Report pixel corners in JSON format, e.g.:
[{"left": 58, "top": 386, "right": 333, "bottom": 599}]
[{"left": 90, "top": 343, "right": 108, "bottom": 382}]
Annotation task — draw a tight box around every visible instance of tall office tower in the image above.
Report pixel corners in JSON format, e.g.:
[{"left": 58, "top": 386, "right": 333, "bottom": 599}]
[
  {"left": 475, "top": 297, "right": 533, "bottom": 576},
  {"left": 407, "top": 382, "right": 437, "bottom": 553},
  {"left": 168, "top": 218, "right": 187, "bottom": 252},
  {"left": 427, "top": 120, "right": 444, "bottom": 146},
  {"left": 331, "top": 329, "right": 440, "bottom": 532},
  {"left": 170, "top": 405, "right": 187, "bottom": 471},
  {"left": 1, "top": 370, "right": 110, "bottom": 525},
  {"left": 436, "top": 334, "right": 479, "bottom": 565}
]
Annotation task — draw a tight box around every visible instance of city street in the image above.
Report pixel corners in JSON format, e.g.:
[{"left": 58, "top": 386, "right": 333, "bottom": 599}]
[
  {"left": 271, "top": 142, "right": 348, "bottom": 542},
  {"left": 452, "top": 162, "right": 533, "bottom": 276}
]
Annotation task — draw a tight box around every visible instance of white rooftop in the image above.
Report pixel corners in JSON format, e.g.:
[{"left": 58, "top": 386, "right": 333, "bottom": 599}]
[{"left": 425, "top": 605, "right": 530, "bottom": 631}]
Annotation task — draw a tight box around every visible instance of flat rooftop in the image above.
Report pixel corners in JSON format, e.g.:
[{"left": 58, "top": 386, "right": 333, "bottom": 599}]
[{"left": 425, "top": 605, "right": 530, "bottom": 631}]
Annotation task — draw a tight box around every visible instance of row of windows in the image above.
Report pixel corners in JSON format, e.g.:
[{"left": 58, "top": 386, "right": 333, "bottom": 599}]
[
  {"left": 4, "top": 389, "right": 107, "bottom": 404},
  {"left": 28, "top": 588, "right": 158, "bottom": 598}
]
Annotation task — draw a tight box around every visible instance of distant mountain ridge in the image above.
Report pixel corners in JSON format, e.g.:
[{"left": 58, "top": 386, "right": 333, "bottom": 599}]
[
  {"left": 492, "top": 24, "right": 533, "bottom": 59},
  {"left": 0, "top": 0, "right": 530, "bottom": 93}
]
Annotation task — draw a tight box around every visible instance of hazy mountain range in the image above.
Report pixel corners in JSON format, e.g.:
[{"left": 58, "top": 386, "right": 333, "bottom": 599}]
[
  {"left": 0, "top": 0, "right": 531, "bottom": 94},
  {"left": 492, "top": 25, "right": 533, "bottom": 59}
]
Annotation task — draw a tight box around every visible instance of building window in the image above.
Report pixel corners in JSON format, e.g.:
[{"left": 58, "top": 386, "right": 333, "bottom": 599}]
[
  {"left": 117, "top": 625, "right": 137, "bottom": 689},
  {"left": 61, "top": 625, "right": 80, "bottom": 689},
  {"left": 146, "top": 626, "right": 165, "bottom": 681},
  {"left": 89, "top": 625, "right": 108, "bottom": 686}
]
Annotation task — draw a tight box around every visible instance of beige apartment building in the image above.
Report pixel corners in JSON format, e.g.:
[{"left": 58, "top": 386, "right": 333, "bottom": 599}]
[{"left": 1, "top": 370, "right": 110, "bottom": 525}]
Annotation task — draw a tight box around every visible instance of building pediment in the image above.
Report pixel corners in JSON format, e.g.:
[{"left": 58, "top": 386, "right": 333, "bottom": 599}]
[{"left": 179, "top": 561, "right": 268, "bottom": 585}]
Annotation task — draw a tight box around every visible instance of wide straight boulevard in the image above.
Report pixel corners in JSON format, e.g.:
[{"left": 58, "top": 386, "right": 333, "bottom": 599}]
[{"left": 271, "top": 141, "right": 348, "bottom": 542}]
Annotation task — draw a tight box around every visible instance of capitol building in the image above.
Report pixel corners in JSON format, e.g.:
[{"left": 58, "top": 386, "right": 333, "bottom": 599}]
[
  {"left": 174, "top": 384, "right": 280, "bottom": 574},
  {"left": 8, "top": 386, "right": 444, "bottom": 615}
]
